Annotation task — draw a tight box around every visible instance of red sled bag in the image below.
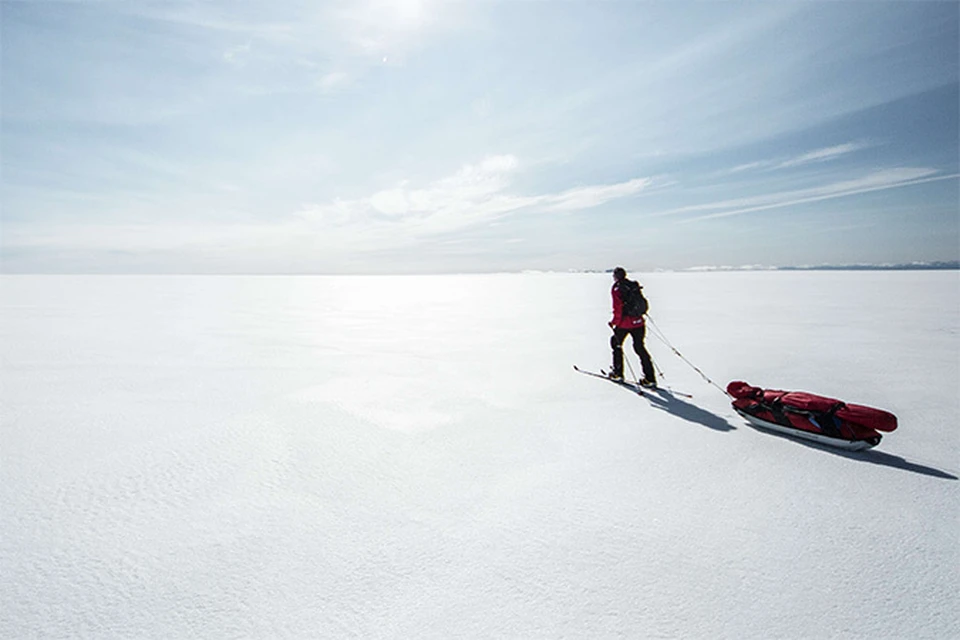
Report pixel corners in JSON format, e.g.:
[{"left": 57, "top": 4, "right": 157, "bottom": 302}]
[{"left": 727, "top": 381, "right": 897, "bottom": 450}]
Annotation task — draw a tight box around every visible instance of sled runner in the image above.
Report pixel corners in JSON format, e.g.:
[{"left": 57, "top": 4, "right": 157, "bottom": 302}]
[{"left": 727, "top": 381, "right": 897, "bottom": 451}]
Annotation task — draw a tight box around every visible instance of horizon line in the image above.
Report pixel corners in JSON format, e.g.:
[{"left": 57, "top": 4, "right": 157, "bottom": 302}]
[{"left": 2, "top": 261, "right": 958, "bottom": 277}]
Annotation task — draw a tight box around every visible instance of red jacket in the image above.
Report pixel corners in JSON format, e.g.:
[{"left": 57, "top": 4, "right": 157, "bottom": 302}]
[{"left": 610, "top": 280, "right": 645, "bottom": 329}]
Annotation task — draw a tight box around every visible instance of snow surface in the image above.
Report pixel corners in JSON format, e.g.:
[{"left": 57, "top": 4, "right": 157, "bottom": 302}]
[{"left": 2, "top": 271, "right": 958, "bottom": 639}]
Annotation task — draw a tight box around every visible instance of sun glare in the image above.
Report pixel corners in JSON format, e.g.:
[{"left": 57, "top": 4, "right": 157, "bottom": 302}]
[{"left": 387, "top": 0, "right": 426, "bottom": 28}]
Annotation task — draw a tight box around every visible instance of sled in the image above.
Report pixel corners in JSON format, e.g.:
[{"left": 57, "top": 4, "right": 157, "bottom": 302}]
[{"left": 727, "top": 381, "right": 897, "bottom": 450}]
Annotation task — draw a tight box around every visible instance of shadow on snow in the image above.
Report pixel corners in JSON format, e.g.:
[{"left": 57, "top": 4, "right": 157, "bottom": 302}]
[
  {"left": 644, "top": 388, "right": 737, "bottom": 432},
  {"left": 594, "top": 375, "right": 954, "bottom": 479},
  {"left": 747, "top": 428, "right": 958, "bottom": 480}
]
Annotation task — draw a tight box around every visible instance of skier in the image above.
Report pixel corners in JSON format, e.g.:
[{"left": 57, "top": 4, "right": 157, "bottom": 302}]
[{"left": 608, "top": 267, "right": 656, "bottom": 387}]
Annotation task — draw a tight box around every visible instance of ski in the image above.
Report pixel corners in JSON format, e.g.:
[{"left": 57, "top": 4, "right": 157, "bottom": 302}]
[
  {"left": 573, "top": 366, "right": 694, "bottom": 399},
  {"left": 573, "top": 365, "right": 647, "bottom": 396}
]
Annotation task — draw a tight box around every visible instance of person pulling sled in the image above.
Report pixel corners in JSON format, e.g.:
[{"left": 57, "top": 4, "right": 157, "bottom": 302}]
[{"left": 608, "top": 267, "right": 656, "bottom": 387}]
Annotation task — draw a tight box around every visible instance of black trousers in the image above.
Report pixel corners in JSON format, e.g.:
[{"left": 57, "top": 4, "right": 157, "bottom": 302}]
[{"left": 611, "top": 326, "right": 656, "bottom": 381}]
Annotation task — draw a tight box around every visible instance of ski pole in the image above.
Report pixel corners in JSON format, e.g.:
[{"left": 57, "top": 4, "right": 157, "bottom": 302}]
[
  {"left": 646, "top": 314, "right": 731, "bottom": 398},
  {"left": 625, "top": 355, "right": 639, "bottom": 384},
  {"left": 641, "top": 346, "right": 693, "bottom": 398}
]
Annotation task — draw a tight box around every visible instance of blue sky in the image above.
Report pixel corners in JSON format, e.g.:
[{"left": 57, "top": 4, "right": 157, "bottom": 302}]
[{"left": 2, "top": 0, "right": 958, "bottom": 273}]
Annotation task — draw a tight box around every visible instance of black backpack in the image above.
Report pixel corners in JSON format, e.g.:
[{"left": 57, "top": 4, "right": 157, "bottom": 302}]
[{"left": 620, "top": 279, "right": 649, "bottom": 317}]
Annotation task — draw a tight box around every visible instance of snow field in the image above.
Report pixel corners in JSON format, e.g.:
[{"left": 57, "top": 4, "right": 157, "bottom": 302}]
[{"left": 2, "top": 272, "right": 957, "bottom": 638}]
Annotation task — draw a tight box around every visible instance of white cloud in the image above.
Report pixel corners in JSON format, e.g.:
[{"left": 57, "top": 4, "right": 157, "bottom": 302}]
[
  {"left": 725, "top": 161, "right": 768, "bottom": 175},
  {"left": 666, "top": 168, "right": 959, "bottom": 223},
  {"left": 222, "top": 42, "right": 252, "bottom": 66},
  {"left": 545, "top": 178, "right": 652, "bottom": 212},
  {"left": 775, "top": 142, "right": 869, "bottom": 169},
  {"left": 295, "top": 155, "right": 652, "bottom": 240},
  {"left": 317, "top": 71, "right": 349, "bottom": 92},
  {"left": 298, "top": 198, "right": 367, "bottom": 225},
  {"left": 370, "top": 188, "right": 412, "bottom": 217},
  {"left": 13, "top": 164, "right": 931, "bottom": 266},
  {"left": 478, "top": 155, "right": 519, "bottom": 173},
  {"left": 716, "top": 142, "right": 870, "bottom": 177}
]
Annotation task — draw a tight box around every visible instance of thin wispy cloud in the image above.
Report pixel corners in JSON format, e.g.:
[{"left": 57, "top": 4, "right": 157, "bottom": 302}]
[
  {"left": 725, "top": 161, "right": 769, "bottom": 175},
  {"left": 775, "top": 142, "right": 870, "bottom": 169},
  {"left": 109, "top": 0, "right": 456, "bottom": 97},
  {"left": 675, "top": 169, "right": 959, "bottom": 223},
  {"left": 298, "top": 155, "right": 654, "bottom": 237},
  {"left": 718, "top": 142, "right": 870, "bottom": 176},
  {"left": 317, "top": 71, "right": 350, "bottom": 92},
  {"left": 544, "top": 179, "right": 653, "bottom": 212}
]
